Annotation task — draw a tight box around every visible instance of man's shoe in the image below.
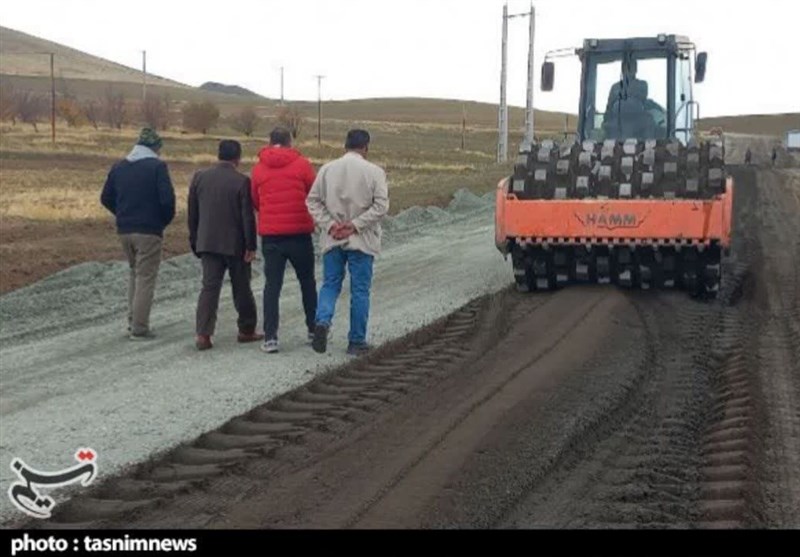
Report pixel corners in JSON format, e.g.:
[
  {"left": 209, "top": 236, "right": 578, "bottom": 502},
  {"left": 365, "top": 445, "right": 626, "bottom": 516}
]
[
  {"left": 129, "top": 330, "right": 155, "bottom": 341},
  {"left": 312, "top": 324, "right": 329, "bottom": 354},
  {"left": 308, "top": 326, "right": 332, "bottom": 344},
  {"left": 346, "top": 343, "right": 372, "bottom": 356},
  {"left": 238, "top": 331, "right": 265, "bottom": 343},
  {"left": 260, "top": 338, "right": 279, "bottom": 354},
  {"left": 195, "top": 335, "right": 213, "bottom": 351}
]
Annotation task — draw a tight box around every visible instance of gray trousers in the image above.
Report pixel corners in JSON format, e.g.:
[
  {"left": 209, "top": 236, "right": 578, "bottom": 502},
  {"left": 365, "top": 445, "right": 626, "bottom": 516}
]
[
  {"left": 196, "top": 253, "right": 258, "bottom": 336},
  {"left": 120, "top": 233, "right": 163, "bottom": 335}
]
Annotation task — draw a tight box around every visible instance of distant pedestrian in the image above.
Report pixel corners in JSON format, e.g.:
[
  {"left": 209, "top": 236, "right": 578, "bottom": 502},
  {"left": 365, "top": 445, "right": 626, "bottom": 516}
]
[
  {"left": 306, "top": 129, "right": 389, "bottom": 356},
  {"left": 188, "top": 140, "right": 263, "bottom": 351},
  {"left": 771, "top": 147, "right": 778, "bottom": 167},
  {"left": 250, "top": 127, "right": 318, "bottom": 353},
  {"left": 101, "top": 127, "right": 175, "bottom": 340},
  {"left": 744, "top": 147, "right": 752, "bottom": 166}
]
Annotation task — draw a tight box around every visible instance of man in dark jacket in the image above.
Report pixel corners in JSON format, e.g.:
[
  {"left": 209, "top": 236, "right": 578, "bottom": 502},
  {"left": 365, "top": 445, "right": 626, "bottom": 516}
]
[
  {"left": 250, "top": 127, "right": 317, "bottom": 353},
  {"left": 101, "top": 128, "right": 175, "bottom": 340},
  {"left": 189, "top": 140, "right": 263, "bottom": 351}
]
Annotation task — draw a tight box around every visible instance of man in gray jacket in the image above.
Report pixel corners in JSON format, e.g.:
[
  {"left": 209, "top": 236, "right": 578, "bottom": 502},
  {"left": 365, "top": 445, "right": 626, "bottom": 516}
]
[
  {"left": 306, "top": 129, "right": 389, "bottom": 356},
  {"left": 188, "top": 140, "right": 263, "bottom": 350}
]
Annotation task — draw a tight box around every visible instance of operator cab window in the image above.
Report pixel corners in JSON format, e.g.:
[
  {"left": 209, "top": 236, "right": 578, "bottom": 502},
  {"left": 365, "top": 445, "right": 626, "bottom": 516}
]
[
  {"left": 585, "top": 55, "right": 668, "bottom": 141},
  {"left": 674, "top": 52, "right": 694, "bottom": 145}
]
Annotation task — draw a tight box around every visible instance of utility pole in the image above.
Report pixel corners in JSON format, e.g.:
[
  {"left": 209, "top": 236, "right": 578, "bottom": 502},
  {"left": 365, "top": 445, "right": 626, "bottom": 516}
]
[
  {"left": 524, "top": 3, "right": 536, "bottom": 146},
  {"left": 497, "top": 3, "right": 509, "bottom": 163},
  {"left": 49, "top": 52, "right": 55, "bottom": 144},
  {"left": 498, "top": 3, "right": 537, "bottom": 161},
  {"left": 461, "top": 104, "right": 467, "bottom": 150},
  {"left": 280, "top": 66, "right": 285, "bottom": 105},
  {"left": 315, "top": 74, "right": 325, "bottom": 146},
  {"left": 142, "top": 50, "right": 147, "bottom": 102}
]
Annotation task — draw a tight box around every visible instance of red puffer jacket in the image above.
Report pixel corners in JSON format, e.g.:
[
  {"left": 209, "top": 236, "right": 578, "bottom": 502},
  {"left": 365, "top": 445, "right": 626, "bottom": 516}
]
[{"left": 250, "top": 146, "right": 316, "bottom": 236}]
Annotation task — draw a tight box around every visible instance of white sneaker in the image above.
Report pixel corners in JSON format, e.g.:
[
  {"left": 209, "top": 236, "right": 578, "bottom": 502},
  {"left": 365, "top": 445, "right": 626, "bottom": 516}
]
[{"left": 260, "top": 339, "right": 279, "bottom": 353}]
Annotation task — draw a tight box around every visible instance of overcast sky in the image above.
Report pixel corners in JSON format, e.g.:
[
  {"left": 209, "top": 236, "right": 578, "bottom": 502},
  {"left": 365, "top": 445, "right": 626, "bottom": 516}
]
[{"left": 1, "top": 0, "right": 797, "bottom": 117}]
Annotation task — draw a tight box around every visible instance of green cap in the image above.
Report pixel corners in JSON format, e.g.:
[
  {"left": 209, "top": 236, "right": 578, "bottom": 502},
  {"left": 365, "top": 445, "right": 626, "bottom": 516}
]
[{"left": 137, "top": 127, "right": 163, "bottom": 151}]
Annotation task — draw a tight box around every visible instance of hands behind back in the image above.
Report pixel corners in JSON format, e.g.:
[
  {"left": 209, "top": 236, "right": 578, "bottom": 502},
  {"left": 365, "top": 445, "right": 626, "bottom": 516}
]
[{"left": 330, "top": 222, "right": 356, "bottom": 240}]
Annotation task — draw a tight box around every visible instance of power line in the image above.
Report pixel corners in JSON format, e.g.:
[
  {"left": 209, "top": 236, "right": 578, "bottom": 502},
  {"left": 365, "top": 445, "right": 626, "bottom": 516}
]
[
  {"left": 314, "top": 74, "right": 325, "bottom": 146},
  {"left": 142, "top": 50, "right": 147, "bottom": 102},
  {"left": 498, "top": 3, "right": 508, "bottom": 163},
  {"left": 524, "top": 3, "right": 536, "bottom": 146},
  {"left": 280, "top": 66, "right": 285, "bottom": 105},
  {"left": 50, "top": 52, "right": 55, "bottom": 144},
  {"left": 498, "top": 2, "right": 537, "bottom": 162}
]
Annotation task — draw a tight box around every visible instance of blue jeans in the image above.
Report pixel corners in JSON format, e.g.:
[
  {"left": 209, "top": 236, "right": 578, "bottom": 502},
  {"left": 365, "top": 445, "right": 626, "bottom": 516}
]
[{"left": 315, "top": 248, "right": 374, "bottom": 345}]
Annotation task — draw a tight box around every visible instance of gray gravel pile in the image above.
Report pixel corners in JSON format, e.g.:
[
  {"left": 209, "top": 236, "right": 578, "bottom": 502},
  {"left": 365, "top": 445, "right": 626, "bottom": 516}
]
[{"left": 0, "top": 189, "right": 493, "bottom": 346}]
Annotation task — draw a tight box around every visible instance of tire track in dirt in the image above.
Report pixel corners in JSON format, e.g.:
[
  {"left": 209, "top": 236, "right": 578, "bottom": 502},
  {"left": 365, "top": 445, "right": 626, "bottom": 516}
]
[
  {"left": 695, "top": 167, "right": 765, "bottom": 528},
  {"left": 343, "top": 291, "right": 611, "bottom": 528},
  {"left": 494, "top": 167, "right": 769, "bottom": 528},
  {"left": 35, "top": 286, "right": 622, "bottom": 529},
  {"left": 497, "top": 293, "right": 717, "bottom": 528},
  {"left": 696, "top": 303, "right": 764, "bottom": 528},
  {"left": 33, "top": 288, "right": 528, "bottom": 527},
  {"left": 177, "top": 287, "right": 622, "bottom": 529},
  {"left": 747, "top": 168, "right": 800, "bottom": 527}
]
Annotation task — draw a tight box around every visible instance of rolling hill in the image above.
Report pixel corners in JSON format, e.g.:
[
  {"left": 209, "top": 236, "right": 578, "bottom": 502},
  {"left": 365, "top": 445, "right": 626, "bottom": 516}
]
[
  {"left": 0, "top": 25, "right": 187, "bottom": 89},
  {"left": 1, "top": 24, "right": 796, "bottom": 134},
  {"left": 199, "top": 82, "right": 261, "bottom": 97},
  {"left": 0, "top": 24, "right": 566, "bottom": 129}
]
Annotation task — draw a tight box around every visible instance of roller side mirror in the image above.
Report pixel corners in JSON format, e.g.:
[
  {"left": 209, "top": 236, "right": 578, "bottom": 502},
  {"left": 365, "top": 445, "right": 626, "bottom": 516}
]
[
  {"left": 695, "top": 52, "right": 707, "bottom": 83},
  {"left": 541, "top": 61, "right": 554, "bottom": 91}
]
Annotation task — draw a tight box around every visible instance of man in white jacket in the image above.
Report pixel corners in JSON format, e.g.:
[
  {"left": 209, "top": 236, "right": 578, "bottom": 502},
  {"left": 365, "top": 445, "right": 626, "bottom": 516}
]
[{"left": 306, "top": 129, "right": 389, "bottom": 355}]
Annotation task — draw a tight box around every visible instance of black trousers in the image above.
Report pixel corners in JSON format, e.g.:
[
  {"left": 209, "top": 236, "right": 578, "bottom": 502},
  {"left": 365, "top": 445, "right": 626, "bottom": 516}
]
[
  {"left": 262, "top": 235, "right": 317, "bottom": 340},
  {"left": 196, "top": 253, "right": 258, "bottom": 336}
]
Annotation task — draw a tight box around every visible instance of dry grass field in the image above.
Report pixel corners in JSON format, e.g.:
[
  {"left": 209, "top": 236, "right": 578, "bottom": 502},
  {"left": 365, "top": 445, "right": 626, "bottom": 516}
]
[
  {"left": 0, "top": 118, "right": 533, "bottom": 219},
  {"left": 0, "top": 116, "right": 551, "bottom": 294},
  {"left": 2, "top": 108, "right": 797, "bottom": 295},
  {"left": 699, "top": 113, "right": 800, "bottom": 136},
  {"left": 1, "top": 20, "right": 571, "bottom": 294}
]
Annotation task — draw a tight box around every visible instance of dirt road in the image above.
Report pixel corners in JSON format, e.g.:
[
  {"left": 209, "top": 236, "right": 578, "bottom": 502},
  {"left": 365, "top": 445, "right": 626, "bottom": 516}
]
[{"left": 22, "top": 163, "right": 798, "bottom": 529}]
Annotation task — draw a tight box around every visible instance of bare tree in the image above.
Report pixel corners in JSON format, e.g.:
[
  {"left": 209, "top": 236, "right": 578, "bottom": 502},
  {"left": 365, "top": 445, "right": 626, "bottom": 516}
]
[
  {"left": 161, "top": 92, "right": 172, "bottom": 130},
  {"left": 0, "top": 82, "right": 17, "bottom": 125},
  {"left": 52, "top": 76, "right": 85, "bottom": 127},
  {"left": 230, "top": 106, "right": 260, "bottom": 137},
  {"left": 182, "top": 101, "right": 220, "bottom": 134},
  {"left": 82, "top": 99, "right": 101, "bottom": 130},
  {"left": 16, "top": 91, "right": 47, "bottom": 132},
  {"left": 274, "top": 105, "right": 304, "bottom": 139},
  {"left": 140, "top": 93, "right": 170, "bottom": 130},
  {"left": 103, "top": 86, "right": 126, "bottom": 130},
  {"left": 57, "top": 98, "right": 86, "bottom": 127}
]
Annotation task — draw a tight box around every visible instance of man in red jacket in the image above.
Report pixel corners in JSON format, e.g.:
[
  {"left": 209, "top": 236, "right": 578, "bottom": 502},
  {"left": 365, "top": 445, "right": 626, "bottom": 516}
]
[{"left": 251, "top": 127, "right": 317, "bottom": 353}]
